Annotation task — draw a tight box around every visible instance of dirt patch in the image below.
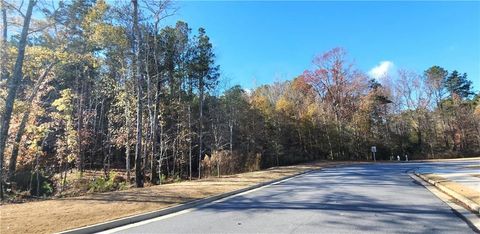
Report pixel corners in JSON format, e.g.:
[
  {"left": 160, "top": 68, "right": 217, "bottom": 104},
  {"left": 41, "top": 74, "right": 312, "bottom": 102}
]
[
  {"left": 423, "top": 173, "right": 480, "bottom": 205},
  {"left": 0, "top": 161, "right": 347, "bottom": 234}
]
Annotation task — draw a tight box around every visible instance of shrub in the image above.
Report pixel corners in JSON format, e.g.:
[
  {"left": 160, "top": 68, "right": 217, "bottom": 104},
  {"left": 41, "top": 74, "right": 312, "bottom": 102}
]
[
  {"left": 41, "top": 181, "right": 54, "bottom": 196},
  {"left": 88, "top": 171, "right": 127, "bottom": 192},
  {"left": 88, "top": 176, "right": 111, "bottom": 192}
]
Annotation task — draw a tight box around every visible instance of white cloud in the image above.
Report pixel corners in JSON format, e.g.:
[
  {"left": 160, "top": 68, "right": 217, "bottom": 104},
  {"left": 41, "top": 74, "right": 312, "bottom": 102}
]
[{"left": 368, "top": 61, "right": 394, "bottom": 80}]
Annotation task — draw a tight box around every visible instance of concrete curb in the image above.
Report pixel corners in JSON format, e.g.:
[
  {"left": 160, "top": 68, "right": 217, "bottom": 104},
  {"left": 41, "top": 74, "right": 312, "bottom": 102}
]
[
  {"left": 413, "top": 157, "right": 480, "bottom": 163},
  {"left": 414, "top": 172, "right": 480, "bottom": 215},
  {"left": 409, "top": 173, "right": 480, "bottom": 233},
  {"left": 57, "top": 164, "right": 344, "bottom": 234}
]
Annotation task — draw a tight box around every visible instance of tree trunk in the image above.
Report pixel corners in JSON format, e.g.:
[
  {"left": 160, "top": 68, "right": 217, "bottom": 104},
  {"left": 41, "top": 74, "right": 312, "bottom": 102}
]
[
  {"left": 188, "top": 105, "right": 192, "bottom": 180},
  {"left": 229, "top": 121, "right": 233, "bottom": 154},
  {"left": 150, "top": 13, "right": 162, "bottom": 184},
  {"left": 35, "top": 151, "right": 39, "bottom": 196},
  {"left": 417, "top": 129, "right": 422, "bottom": 149},
  {"left": 159, "top": 123, "right": 164, "bottom": 184},
  {"left": 62, "top": 163, "right": 67, "bottom": 193},
  {"left": 145, "top": 48, "right": 153, "bottom": 176},
  {"left": 322, "top": 115, "right": 334, "bottom": 160},
  {"left": 132, "top": 0, "right": 143, "bottom": 187},
  {"left": 77, "top": 77, "right": 85, "bottom": 174},
  {"left": 8, "top": 63, "right": 55, "bottom": 180},
  {"left": 151, "top": 80, "right": 160, "bottom": 184},
  {"left": 91, "top": 99, "right": 98, "bottom": 169},
  {"left": 0, "top": 0, "right": 36, "bottom": 200},
  {"left": 198, "top": 80, "right": 204, "bottom": 179},
  {"left": 1, "top": 0, "right": 7, "bottom": 81},
  {"left": 125, "top": 99, "right": 131, "bottom": 182},
  {"left": 173, "top": 125, "right": 179, "bottom": 177}
]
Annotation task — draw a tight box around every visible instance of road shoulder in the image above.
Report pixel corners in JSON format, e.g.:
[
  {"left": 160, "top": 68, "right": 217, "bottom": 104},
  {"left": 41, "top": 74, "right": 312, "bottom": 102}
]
[
  {"left": 409, "top": 173, "right": 480, "bottom": 232},
  {"left": 416, "top": 172, "right": 480, "bottom": 214}
]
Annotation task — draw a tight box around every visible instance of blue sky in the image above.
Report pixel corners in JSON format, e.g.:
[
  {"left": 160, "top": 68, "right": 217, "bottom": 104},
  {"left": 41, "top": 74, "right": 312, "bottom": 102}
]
[{"left": 163, "top": 1, "right": 480, "bottom": 91}]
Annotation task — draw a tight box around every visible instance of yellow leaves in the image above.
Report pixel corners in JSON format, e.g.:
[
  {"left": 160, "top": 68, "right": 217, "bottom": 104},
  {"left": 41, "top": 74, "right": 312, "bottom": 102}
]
[
  {"left": 13, "top": 100, "right": 30, "bottom": 114},
  {"left": 22, "top": 45, "right": 60, "bottom": 80},
  {"left": 306, "top": 103, "right": 320, "bottom": 120},
  {"left": 82, "top": 0, "right": 128, "bottom": 50},
  {"left": 275, "top": 96, "right": 293, "bottom": 113},
  {"left": 82, "top": 0, "right": 108, "bottom": 33},
  {"left": 55, "top": 50, "right": 72, "bottom": 64},
  {"left": 51, "top": 89, "right": 78, "bottom": 162},
  {"left": 24, "top": 122, "right": 49, "bottom": 155},
  {"left": 84, "top": 0, "right": 108, "bottom": 23},
  {"left": 92, "top": 24, "right": 129, "bottom": 49},
  {"left": 26, "top": 46, "right": 54, "bottom": 64},
  {"left": 52, "top": 89, "right": 74, "bottom": 114},
  {"left": 3, "top": 46, "right": 18, "bottom": 71},
  {"left": 251, "top": 94, "right": 272, "bottom": 116},
  {"left": 475, "top": 103, "right": 480, "bottom": 119}
]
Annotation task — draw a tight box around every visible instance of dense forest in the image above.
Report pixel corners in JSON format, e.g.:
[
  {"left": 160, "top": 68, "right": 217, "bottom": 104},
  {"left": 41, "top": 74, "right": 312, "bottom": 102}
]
[{"left": 0, "top": 0, "right": 479, "bottom": 200}]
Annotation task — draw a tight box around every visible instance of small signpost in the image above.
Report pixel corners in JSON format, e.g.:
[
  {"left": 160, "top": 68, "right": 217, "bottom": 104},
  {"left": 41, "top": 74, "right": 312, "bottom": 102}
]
[{"left": 371, "top": 146, "right": 377, "bottom": 162}]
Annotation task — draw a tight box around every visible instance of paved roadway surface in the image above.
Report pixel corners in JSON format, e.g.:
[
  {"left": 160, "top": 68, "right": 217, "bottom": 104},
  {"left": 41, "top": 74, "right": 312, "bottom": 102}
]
[
  {"left": 417, "top": 159, "right": 480, "bottom": 193},
  {"left": 102, "top": 160, "right": 478, "bottom": 234}
]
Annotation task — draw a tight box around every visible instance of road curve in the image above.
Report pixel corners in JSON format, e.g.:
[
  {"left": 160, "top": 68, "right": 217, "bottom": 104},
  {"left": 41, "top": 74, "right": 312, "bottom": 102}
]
[{"left": 102, "top": 161, "right": 477, "bottom": 233}]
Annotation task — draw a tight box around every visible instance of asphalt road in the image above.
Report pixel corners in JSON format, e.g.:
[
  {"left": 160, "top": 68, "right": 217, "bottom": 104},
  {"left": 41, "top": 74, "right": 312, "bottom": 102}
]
[{"left": 104, "top": 161, "right": 477, "bottom": 233}]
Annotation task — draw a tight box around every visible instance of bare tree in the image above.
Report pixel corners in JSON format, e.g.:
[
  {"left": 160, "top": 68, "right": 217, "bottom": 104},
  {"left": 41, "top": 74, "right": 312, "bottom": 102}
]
[{"left": 132, "top": 0, "right": 143, "bottom": 187}]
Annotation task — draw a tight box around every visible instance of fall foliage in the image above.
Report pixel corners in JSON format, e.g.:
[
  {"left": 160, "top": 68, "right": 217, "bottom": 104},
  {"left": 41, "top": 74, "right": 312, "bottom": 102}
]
[{"left": 0, "top": 0, "right": 478, "bottom": 201}]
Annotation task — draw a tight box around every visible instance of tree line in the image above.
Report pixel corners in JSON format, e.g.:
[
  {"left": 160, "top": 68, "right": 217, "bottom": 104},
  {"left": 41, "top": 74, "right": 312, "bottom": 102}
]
[{"left": 0, "top": 0, "right": 478, "bottom": 199}]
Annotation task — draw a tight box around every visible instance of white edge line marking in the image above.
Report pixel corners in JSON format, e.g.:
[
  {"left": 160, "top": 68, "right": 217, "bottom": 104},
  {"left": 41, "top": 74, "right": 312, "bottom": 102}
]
[{"left": 96, "top": 170, "right": 316, "bottom": 234}]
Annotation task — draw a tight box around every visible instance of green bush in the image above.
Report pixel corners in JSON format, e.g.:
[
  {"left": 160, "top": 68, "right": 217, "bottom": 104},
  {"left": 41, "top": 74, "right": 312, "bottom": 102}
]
[
  {"left": 118, "top": 181, "right": 128, "bottom": 190},
  {"left": 41, "top": 181, "right": 54, "bottom": 196},
  {"left": 88, "top": 172, "right": 127, "bottom": 192},
  {"left": 88, "top": 177, "right": 110, "bottom": 192}
]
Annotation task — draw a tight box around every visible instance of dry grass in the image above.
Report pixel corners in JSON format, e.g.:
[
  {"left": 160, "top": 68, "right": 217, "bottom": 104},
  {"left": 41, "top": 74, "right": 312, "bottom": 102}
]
[
  {"left": 0, "top": 161, "right": 345, "bottom": 234},
  {"left": 417, "top": 156, "right": 480, "bottom": 162},
  {"left": 423, "top": 173, "right": 480, "bottom": 205},
  {"left": 464, "top": 165, "right": 480, "bottom": 169}
]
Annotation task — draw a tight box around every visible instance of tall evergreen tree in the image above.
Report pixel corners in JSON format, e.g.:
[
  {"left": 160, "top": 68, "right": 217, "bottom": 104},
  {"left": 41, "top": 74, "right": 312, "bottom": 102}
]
[
  {"left": 190, "top": 28, "right": 219, "bottom": 178},
  {"left": 445, "top": 70, "right": 474, "bottom": 99}
]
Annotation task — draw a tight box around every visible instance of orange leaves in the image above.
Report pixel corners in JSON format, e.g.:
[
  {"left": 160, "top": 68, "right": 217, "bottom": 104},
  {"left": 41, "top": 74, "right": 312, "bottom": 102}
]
[{"left": 291, "top": 76, "right": 313, "bottom": 94}]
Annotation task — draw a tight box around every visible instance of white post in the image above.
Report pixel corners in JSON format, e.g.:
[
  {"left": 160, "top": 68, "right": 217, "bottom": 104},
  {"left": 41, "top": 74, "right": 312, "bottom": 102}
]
[{"left": 371, "top": 146, "right": 377, "bottom": 162}]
